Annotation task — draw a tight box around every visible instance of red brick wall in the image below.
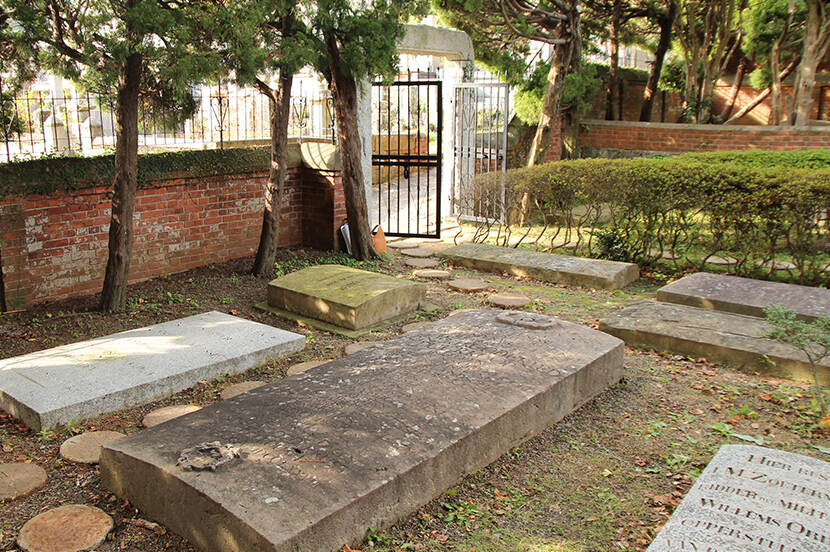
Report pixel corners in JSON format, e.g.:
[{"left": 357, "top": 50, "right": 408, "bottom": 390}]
[
  {"left": 577, "top": 120, "right": 830, "bottom": 157},
  {"left": 301, "top": 169, "right": 347, "bottom": 252},
  {"left": 0, "top": 167, "right": 343, "bottom": 309}
]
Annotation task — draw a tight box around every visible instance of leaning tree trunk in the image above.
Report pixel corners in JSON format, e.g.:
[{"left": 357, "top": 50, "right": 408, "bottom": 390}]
[
  {"left": 100, "top": 52, "right": 141, "bottom": 312},
  {"left": 326, "top": 35, "right": 376, "bottom": 260},
  {"left": 718, "top": 56, "right": 745, "bottom": 121},
  {"left": 640, "top": 3, "right": 676, "bottom": 122},
  {"left": 725, "top": 57, "right": 800, "bottom": 124},
  {"left": 770, "top": 32, "right": 787, "bottom": 124},
  {"left": 252, "top": 70, "right": 293, "bottom": 276}
]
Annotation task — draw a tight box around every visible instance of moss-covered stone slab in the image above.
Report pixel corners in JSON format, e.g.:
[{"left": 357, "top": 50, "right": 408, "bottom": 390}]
[
  {"left": 266, "top": 265, "right": 426, "bottom": 331},
  {"left": 441, "top": 243, "right": 638, "bottom": 289},
  {"left": 657, "top": 272, "right": 830, "bottom": 322},
  {"left": 599, "top": 300, "right": 830, "bottom": 386}
]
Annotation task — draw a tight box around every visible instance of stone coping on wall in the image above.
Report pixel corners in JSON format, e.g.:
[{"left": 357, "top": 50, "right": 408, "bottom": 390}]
[{"left": 580, "top": 119, "right": 830, "bottom": 133}]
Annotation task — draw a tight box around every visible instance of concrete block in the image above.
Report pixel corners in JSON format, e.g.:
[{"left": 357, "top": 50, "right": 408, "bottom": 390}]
[
  {"left": 101, "top": 310, "right": 624, "bottom": 552},
  {"left": 0, "top": 312, "right": 305, "bottom": 430},
  {"left": 266, "top": 265, "right": 426, "bottom": 330},
  {"left": 599, "top": 300, "right": 830, "bottom": 385},
  {"left": 657, "top": 272, "right": 830, "bottom": 322},
  {"left": 440, "top": 243, "right": 638, "bottom": 289}
]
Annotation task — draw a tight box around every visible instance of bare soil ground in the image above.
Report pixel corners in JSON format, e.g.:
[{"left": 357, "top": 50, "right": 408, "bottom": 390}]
[{"left": 1, "top": 248, "right": 828, "bottom": 552}]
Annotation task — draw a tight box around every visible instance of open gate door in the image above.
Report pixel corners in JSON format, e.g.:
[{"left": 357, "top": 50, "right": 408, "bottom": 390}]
[{"left": 370, "top": 80, "right": 442, "bottom": 238}]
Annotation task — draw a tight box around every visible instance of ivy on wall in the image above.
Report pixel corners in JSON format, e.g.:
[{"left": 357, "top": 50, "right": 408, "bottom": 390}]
[{"left": 0, "top": 147, "right": 273, "bottom": 199}]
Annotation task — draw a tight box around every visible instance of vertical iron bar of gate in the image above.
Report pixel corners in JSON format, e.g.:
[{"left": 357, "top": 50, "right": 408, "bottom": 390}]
[{"left": 436, "top": 81, "right": 442, "bottom": 236}]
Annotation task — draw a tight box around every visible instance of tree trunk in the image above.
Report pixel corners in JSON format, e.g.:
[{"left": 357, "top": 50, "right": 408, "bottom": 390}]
[
  {"left": 526, "top": 38, "right": 572, "bottom": 167},
  {"left": 725, "top": 57, "right": 800, "bottom": 124},
  {"left": 605, "top": 0, "right": 622, "bottom": 120},
  {"left": 640, "top": 2, "right": 676, "bottom": 122},
  {"left": 100, "top": 52, "right": 141, "bottom": 312},
  {"left": 0, "top": 246, "right": 6, "bottom": 312},
  {"left": 770, "top": 30, "right": 787, "bottom": 124},
  {"left": 326, "top": 35, "right": 376, "bottom": 260},
  {"left": 252, "top": 70, "right": 293, "bottom": 276},
  {"left": 718, "top": 55, "right": 745, "bottom": 121},
  {"left": 793, "top": 0, "right": 830, "bottom": 128}
]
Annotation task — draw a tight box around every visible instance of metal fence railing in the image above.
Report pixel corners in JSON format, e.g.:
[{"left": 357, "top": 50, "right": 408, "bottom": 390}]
[{"left": 0, "top": 80, "right": 336, "bottom": 163}]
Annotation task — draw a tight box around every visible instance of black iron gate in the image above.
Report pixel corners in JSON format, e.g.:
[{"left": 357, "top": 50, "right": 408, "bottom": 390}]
[{"left": 371, "top": 80, "right": 442, "bottom": 238}]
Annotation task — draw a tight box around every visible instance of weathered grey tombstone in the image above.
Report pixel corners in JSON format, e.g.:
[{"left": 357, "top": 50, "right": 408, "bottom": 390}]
[
  {"left": 101, "top": 310, "right": 624, "bottom": 552},
  {"left": 648, "top": 444, "right": 830, "bottom": 551}
]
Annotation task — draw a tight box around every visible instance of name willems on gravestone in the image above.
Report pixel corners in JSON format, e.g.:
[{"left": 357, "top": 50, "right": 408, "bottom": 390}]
[{"left": 648, "top": 445, "right": 829, "bottom": 552}]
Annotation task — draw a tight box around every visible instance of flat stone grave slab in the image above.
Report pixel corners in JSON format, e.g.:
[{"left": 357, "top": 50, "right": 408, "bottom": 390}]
[
  {"left": 441, "top": 243, "right": 639, "bottom": 289},
  {"left": 264, "top": 265, "right": 426, "bottom": 331},
  {"left": 101, "top": 309, "right": 624, "bottom": 552},
  {"left": 657, "top": 272, "right": 830, "bottom": 322},
  {"left": 648, "top": 444, "right": 829, "bottom": 551},
  {"left": 599, "top": 300, "right": 830, "bottom": 385},
  {"left": 0, "top": 312, "right": 304, "bottom": 431}
]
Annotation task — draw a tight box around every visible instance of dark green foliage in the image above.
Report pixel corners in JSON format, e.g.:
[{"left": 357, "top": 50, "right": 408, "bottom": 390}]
[
  {"left": 472, "top": 150, "right": 830, "bottom": 284},
  {"left": 593, "top": 227, "right": 633, "bottom": 262},
  {"left": 0, "top": 147, "right": 271, "bottom": 198}
]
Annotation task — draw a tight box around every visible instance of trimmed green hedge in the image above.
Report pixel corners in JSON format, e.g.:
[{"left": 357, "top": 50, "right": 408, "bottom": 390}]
[
  {"left": 468, "top": 150, "right": 830, "bottom": 285},
  {"left": 0, "top": 147, "right": 271, "bottom": 199}
]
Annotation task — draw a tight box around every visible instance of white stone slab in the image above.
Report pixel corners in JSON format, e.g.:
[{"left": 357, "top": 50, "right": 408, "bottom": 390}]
[
  {"left": 648, "top": 444, "right": 830, "bottom": 551},
  {"left": 0, "top": 312, "right": 305, "bottom": 431}
]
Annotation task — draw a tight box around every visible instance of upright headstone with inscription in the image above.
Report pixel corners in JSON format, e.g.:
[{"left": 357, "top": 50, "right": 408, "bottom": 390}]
[{"left": 648, "top": 445, "right": 830, "bottom": 552}]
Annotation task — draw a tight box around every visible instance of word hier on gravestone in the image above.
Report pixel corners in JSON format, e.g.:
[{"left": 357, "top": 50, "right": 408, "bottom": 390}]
[
  {"left": 101, "top": 310, "right": 624, "bottom": 552},
  {"left": 648, "top": 445, "right": 829, "bottom": 552}
]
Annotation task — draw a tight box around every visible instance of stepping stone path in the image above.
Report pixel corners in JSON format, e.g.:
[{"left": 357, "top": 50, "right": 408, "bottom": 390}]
[
  {"left": 0, "top": 311, "right": 303, "bottom": 431},
  {"left": 441, "top": 243, "right": 638, "bottom": 289},
  {"left": 59, "top": 431, "right": 125, "bottom": 464},
  {"left": 448, "top": 278, "right": 489, "bottom": 292},
  {"left": 402, "top": 321, "right": 429, "bottom": 333},
  {"left": 0, "top": 463, "right": 47, "bottom": 500},
  {"left": 600, "top": 300, "right": 830, "bottom": 386},
  {"left": 405, "top": 257, "right": 439, "bottom": 268},
  {"left": 401, "top": 247, "right": 433, "bottom": 258},
  {"left": 488, "top": 293, "right": 532, "bottom": 308},
  {"left": 220, "top": 381, "right": 267, "bottom": 400},
  {"left": 387, "top": 241, "right": 420, "bottom": 249},
  {"left": 648, "top": 444, "right": 830, "bottom": 552},
  {"left": 142, "top": 405, "right": 202, "bottom": 428},
  {"left": 101, "top": 310, "right": 623, "bottom": 552},
  {"left": 286, "top": 360, "right": 329, "bottom": 376},
  {"left": 413, "top": 269, "right": 450, "bottom": 280},
  {"left": 344, "top": 342, "right": 380, "bottom": 355},
  {"left": 17, "top": 504, "right": 113, "bottom": 552},
  {"left": 768, "top": 260, "right": 796, "bottom": 271},
  {"left": 657, "top": 272, "right": 830, "bottom": 322},
  {"left": 265, "top": 265, "right": 425, "bottom": 331}
]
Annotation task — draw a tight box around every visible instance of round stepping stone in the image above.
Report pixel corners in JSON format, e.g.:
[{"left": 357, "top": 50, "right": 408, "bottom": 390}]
[
  {"left": 400, "top": 247, "right": 433, "bottom": 258},
  {"left": 0, "top": 463, "right": 47, "bottom": 500},
  {"left": 142, "top": 405, "right": 202, "bottom": 428},
  {"left": 413, "top": 269, "right": 450, "bottom": 280},
  {"left": 344, "top": 341, "right": 380, "bottom": 355},
  {"left": 706, "top": 255, "right": 738, "bottom": 266},
  {"left": 648, "top": 249, "right": 681, "bottom": 260},
  {"left": 488, "top": 293, "right": 532, "bottom": 308},
  {"left": 220, "top": 381, "right": 267, "bottom": 400},
  {"left": 286, "top": 360, "right": 328, "bottom": 376},
  {"left": 59, "top": 431, "right": 125, "bottom": 464},
  {"left": 405, "top": 257, "right": 439, "bottom": 268},
  {"left": 402, "top": 321, "right": 430, "bottom": 333},
  {"left": 17, "top": 504, "right": 113, "bottom": 552},
  {"left": 387, "top": 241, "right": 420, "bottom": 249},
  {"left": 768, "top": 260, "right": 796, "bottom": 271},
  {"left": 448, "top": 278, "right": 489, "bottom": 292}
]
